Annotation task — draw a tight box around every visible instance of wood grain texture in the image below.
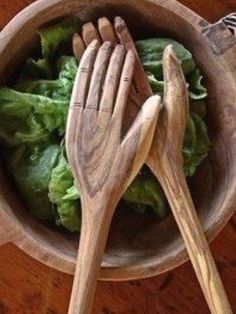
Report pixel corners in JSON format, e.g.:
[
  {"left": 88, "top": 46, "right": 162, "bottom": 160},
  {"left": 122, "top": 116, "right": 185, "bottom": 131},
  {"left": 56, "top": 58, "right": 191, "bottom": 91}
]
[
  {"left": 114, "top": 17, "right": 232, "bottom": 311},
  {"left": 0, "top": 0, "right": 236, "bottom": 280},
  {"left": 111, "top": 16, "right": 232, "bottom": 311},
  {"left": 150, "top": 46, "right": 232, "bottom": 313},
  {"left": 114, "top": 16, "right": 232, "bottom": 309},
  {"left": 98, "top": 18, "right": 118, "bottom": 44},
  {"left": 66, "top": 42, "right": 161, "bottom": 314},
  {"left": 0, "top": 217, "right": 235, "bottom": 314},
  {"left": 0, "top": 0, "right": 235, "bottom": 313},
  {"left": 73, "top": 33, "right": 85, "bottom": 61},
  {"left": 82, "top": 23, "right": 101, "bottom": 46}
]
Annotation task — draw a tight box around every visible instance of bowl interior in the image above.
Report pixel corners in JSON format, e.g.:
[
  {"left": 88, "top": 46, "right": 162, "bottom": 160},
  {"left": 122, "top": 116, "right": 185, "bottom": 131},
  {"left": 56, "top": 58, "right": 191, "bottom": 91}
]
[{"left": 0, "top": 0, "right": 236, "bottom": 279}]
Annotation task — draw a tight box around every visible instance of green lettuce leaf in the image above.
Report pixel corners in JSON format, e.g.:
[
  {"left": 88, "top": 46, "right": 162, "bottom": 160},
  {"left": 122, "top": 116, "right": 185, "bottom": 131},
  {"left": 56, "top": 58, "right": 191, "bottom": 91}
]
[
  {"left": 188, "top": 68, "right": 208, "bottom": 100},
  {"left": 190, "top": 100, "right": 207, "bottom": 118},
  {"left": 6, "top": 144, "right": 60, "bottom": 220},
  {"left": 48, "top": 151, "right": 80, "bottom": 232},
  {"left": 18, "top": 17, "right": 79, "bottom": 81},
  {"left": 0, "top": 88, "right": 48, "bottom": 146},
  {"left": 0, "top": 88, "right": 68, "bottom": 145},
  {"left": 19, "top": 58, "right": 53, "bottom": 81},
  {"left": 146, "top": 59, "right": 207, "bottom": 102},
  {"left": 147, "top": 72, "right": 164, "bottom": 94},
  {"left": 0, "top": 18, "right": 81, "bottom": 231},
  {"left": 39, "top": 17, "right": 79, "bottom": 61},
  {"left": 183, "top": 113, "right": 210, "bottom": 177},
  {"left": 123, "top": 169, "right": 167, "bottom": 218},
  {"left": 63, "top": 185, "right": 80, "bottom": 200},
  {"left": 136, "top": 38, "right": 196, "bottom": 79},
  {"left": 15, "top": 56, "right": 77, "bottom": 101},
  {"left": 0, "top": 19, "right": 211, "bottom": 232},
  {"left": 136, "top": 38, "right": 210, "bottom": 178}
]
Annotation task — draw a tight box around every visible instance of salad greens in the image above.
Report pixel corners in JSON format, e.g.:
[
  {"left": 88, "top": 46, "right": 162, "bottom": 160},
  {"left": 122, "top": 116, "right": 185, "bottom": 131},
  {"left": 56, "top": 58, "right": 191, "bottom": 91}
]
[{"left": 0, "top": 18, "right": 210, "bottom": 232}]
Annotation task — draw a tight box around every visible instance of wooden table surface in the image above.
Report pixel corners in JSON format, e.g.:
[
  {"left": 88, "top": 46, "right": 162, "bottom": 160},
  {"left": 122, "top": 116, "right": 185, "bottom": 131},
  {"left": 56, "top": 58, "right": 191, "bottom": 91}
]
[{"left": 0, "top": 0, "right": 235, "bottom": 313}]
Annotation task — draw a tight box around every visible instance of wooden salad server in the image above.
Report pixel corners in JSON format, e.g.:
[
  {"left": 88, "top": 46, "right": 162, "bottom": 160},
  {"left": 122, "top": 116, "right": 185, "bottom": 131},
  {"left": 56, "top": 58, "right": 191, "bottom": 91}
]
[
  {"left": 74, "top": 16, "right": 232, "bottom": 314},
  {"left": 73, "top": 18, "right": 151, "bottom": 128},
  {"left": 114, "top": 17, "right": 232, "bottom": 314},
  {"left": 66, "top": 40, "right": 162, "bottom": 314}
]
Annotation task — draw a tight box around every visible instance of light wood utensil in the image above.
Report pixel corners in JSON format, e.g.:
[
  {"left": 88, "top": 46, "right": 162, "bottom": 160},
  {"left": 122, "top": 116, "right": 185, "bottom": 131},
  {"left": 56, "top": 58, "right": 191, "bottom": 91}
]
[
  {"left": 98, "top": 17, "right": 118, "bottom": 44},
  {"left": 74, "top": 16, "right": 232, "bottom": 314},
  {"left": 66, "top": 40, "right": 162, "bottom": 314},
  {"left": 82, "top": 22, "right": 101, "bottom": 46},
  {"left": 73, "top": 18, "right": 148, "bottom": 128},
  {"left": 114, "top": 17, "right": 232, "bottom": 314}
]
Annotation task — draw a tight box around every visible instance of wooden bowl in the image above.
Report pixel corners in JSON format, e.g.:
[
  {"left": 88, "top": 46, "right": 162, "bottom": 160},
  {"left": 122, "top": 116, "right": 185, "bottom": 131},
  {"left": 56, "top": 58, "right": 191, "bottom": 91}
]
[{"left": 0, "top": 0, "right": 236, "bottom": 281}]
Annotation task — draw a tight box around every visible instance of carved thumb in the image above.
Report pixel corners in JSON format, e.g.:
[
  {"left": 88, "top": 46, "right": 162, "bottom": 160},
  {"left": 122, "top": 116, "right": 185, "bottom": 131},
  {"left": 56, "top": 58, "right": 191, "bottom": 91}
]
[{"left": 120, "top": 95, "right": 162, "bottom": 187}]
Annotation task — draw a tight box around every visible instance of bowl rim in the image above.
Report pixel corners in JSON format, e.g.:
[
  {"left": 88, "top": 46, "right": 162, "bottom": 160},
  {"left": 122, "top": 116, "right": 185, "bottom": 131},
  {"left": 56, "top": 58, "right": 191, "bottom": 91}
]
[{"left": 0, "top": 0, "right": 236, "bottom": 281}]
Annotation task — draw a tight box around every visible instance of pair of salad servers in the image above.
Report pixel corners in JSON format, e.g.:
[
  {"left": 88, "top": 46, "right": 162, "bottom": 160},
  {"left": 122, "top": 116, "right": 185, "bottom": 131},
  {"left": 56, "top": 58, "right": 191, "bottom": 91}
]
[{"left": 66, "top": 17, "right": 232, "bottom": 314}]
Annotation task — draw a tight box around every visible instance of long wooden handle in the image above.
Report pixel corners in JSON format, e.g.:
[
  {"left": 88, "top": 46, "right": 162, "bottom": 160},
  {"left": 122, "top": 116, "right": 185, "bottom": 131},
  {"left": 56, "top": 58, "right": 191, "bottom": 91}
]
[
  {"left": 68, "top": 198, "right": 114, "bottom": 314},
  {"left": 113, "top": 18, "right": 232, "bottom": 313},
  {"left": 153, "top": 163, "right": 232, "bottom": 314}
]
